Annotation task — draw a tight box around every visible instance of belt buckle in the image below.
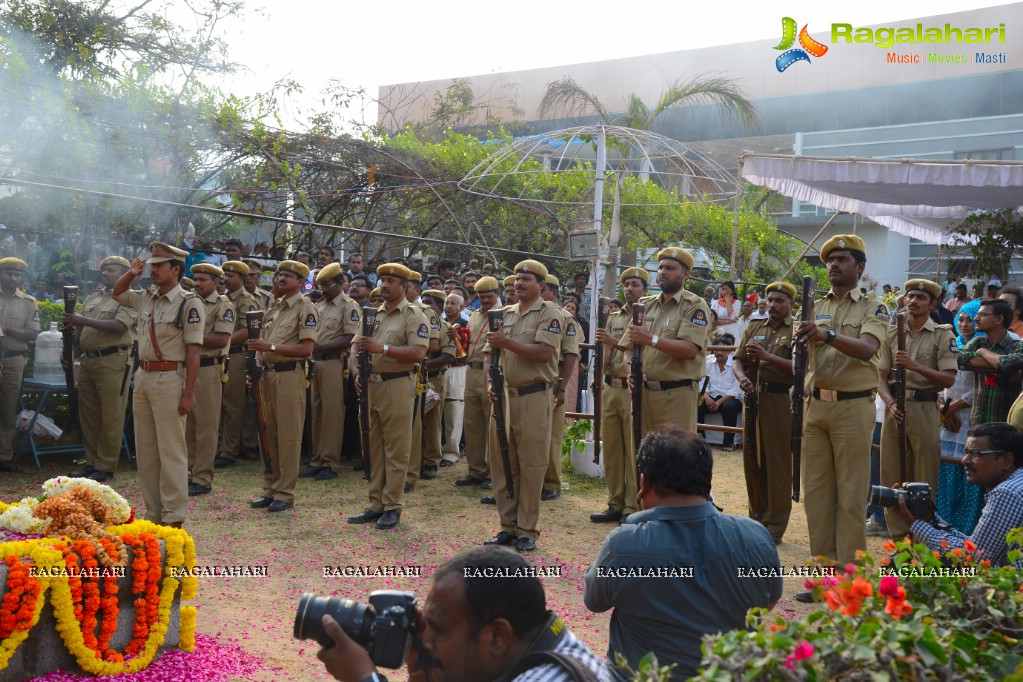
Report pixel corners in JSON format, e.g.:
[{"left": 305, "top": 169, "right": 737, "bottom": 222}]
[
  {"left": 818, "top": 388, "right": 838, "bottom": 402},
  {"left": 647, "top": 380, "right": 662, "bottom": 391}
]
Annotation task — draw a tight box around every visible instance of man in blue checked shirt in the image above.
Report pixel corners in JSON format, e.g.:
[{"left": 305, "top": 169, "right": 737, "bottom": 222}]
[{"left": 896, "top": 421, "right": 1023, "bottom": 568}]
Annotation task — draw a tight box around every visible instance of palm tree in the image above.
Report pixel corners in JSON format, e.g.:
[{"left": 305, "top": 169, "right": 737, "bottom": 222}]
[{"left": 538, "top": 75, "right": 760, "bottom": 296}]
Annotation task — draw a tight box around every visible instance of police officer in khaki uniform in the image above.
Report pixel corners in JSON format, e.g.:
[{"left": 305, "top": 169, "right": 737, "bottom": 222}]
[
  {"left": 247, "top": 260, "right": 318, "bottom": 512},
  {"left": 877, "top": 278, "right": 957, "bottom": 536},
  {"left": 113, "top": 243, "right": 204, "bottom": 527},
  {"left": 794, "top": 234, "right": 888, "bottom": 576},
  {"left": 215, "top": 260, "right": 259, "bottom": 468},
  {"left": 347, "top": 263, "right": 429, "bottom": 530},
  {"left": 483, "top": 260, "right": 562, "bottom": 552},
  {"left": 243, "top": 259, "right": 272, "bottom": 309},
  {"left": 0, "top": 258, "right": 38, "bottom": 472},
  {"left": 300, "top": 262, "right": 360, "bottom": 480},
  {"left": 416, "top": 289, "right": 456, "bottom": 478},
  {"left": 186, "top": 263, "right": 234, "bottom": 496},
  {"left": 405, "top": 271, "right": 440, "bottom": 491},
  {"left": 503, "top": 275, "right": 518, "bottom": 306},
  {"left": 65, "top": 256, "right": 137, "bottom": 482},
  {"left": 622, "top": 247, "right": 711, "bottom": 434},
  {"left": 454, "top": 277, "right": 501, "bottom": 489},
  {"left": 590, "top": 267, "right": 647, "bottom": 523},
  {"left": 733, "top": 281, "right": 796, "bottom": 543},
  {"left": 541, "top": 274, "right": 579, "bottom": 501}
]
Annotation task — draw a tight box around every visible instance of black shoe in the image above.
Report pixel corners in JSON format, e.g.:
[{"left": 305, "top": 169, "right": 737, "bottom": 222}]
[
  {"left": 541, "top": 489, "right": 561, "bottom": 501},
  {"left": 250, "top": 496, "right": 273, "bottom": 509},
  {"left": 376, "top": 510, "right": 401, "bottom": 529},
  {"left": 188, "top": 482, "right": 211, "bottom": 496},
  {"left": 353, "top": 460, "right": 365, "bottom": 472},
  {"left": 86, "top": 470, "right": 114, "bottom": 483},
  {"left": 69, "top": 464, "right": 97, "bottom": 477},
  {"left": 214, "top": 456, "right": 237, "bottom": 469},
  {"left": 299, "top": 465, "right": 325, "bottom": 478},
  {"left": 484, "top": 531, "right": 516, "bottom": 546},
  {"left": 314, "top": 468, "right": 338, "bottom": 481},
  {"left": 794, "top": 590, "right": 815, "bottom": 604},
  {"left": 439, "top": 459, "right": 456, "bottom": 468},
  {"left": 347, "top": 508, "right": 383, "bottom": 524},
  {"left": 481, "top": 478, "right": 493, "bottom": 490},
  {"left": 0, "top": 461, "right": 16, "bottom": 473},
  {"left": 590, "top": 508, "right": 623, "bottom": 523},
  {"left": 772, "top": 535, "right": 783, "bottom": 546},
  {"left": 516, "top": 537, "right": 537, "bottom": 552},
  {"left": 455, "top": 475, "right": 484, "bottom": 487},
  {"left": 267, "top": 500, "right": 294, "bottom": 513},
  {"left": 404, "top": 483, "right": 414, "bottom": 493},
  {"left": 420, "top": 467, "right": 437, "bottom": 480},
  {"left": 480, "top": 496, "right": 496, "bottom": 505},
  {"left": 618, "top": 514, "right": 631, "bottom": 526}
]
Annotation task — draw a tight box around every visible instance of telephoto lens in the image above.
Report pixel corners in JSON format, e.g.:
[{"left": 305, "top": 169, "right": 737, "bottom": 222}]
[{"left": 294, "top": 593, "right": 374, "bottom": 648}]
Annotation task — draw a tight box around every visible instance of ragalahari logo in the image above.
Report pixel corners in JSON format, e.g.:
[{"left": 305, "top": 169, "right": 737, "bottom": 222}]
[{"left": 774, "top": 17, "right": 829, "bottom": 72}]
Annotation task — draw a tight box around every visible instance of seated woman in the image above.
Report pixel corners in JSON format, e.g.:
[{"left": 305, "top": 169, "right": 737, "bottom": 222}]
[{"left": 697, "top": 333, "right": 742, "bottom": 451}]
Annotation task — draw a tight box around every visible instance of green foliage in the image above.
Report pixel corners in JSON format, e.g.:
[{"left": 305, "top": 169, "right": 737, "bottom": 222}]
[
  {"left": 950, "top": 209, "right": 1023, "bottom": 279},
  {"left": 696, "top": 530, "right": 1023, "bottom": 680},
  {"left": 562, "top": 418, "right": 593, "bottom": 457},
  {"left": 614, "top": 652, "right": 678, "bottom": 682}
]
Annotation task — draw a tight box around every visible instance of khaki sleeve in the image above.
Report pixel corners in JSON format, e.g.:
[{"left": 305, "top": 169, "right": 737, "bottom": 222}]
[
  {"left": 734, "top": 323, "right": 754, "bottom": 364},
  {"left": 877, "top": 327, "right": 895, "bottom": 371},
  {"left": 676, "top": 298, "right": 711, "bottom": 348},
  {"left": 212, "top": 300, "right": 235, "bottom": 335},
  {"left": 859, "top": 301, "right": 890, "bottom": 344},
  {"left": 561, "top": 314, "right": 580, "bottom": 357},
  {"left": 406, "top": 308, "right": 431, "bottom": 349},
  {"left": 341, "top": 300, "right": 361, "bottom": 336},
  {"left": 114, "top": 289, "right": 143, "bottom": 311},
  {"left": 181, "top": 297, "right": 205, "bottom": 346},
  {"left": 936, "top": 328, "right": 959, "bottom": 372},
  {"left": 533, "top": 303, "right": 562, "bottom": 349},
  {"left": 428, "top": 309, "right": 441, "bottom": 341},
  {"left": 114, "top": 302, "right": 138, "bottom": 330},
  {"left": 298, "top": 299, "right": 319, "bottom": 341}
]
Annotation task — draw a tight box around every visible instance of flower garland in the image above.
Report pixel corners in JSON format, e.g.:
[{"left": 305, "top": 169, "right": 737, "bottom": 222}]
[
  {"left": 0, "top": 541, "right": 63, "bottom": 670},
  {"left": 41, "top": 478, "right": 131, "bottom": 524},
  {"left": 0, "top": 556, "right": 41, "bottom": 639}
]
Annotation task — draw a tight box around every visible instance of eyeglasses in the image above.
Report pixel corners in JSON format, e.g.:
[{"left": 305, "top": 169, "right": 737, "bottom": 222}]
[
  {"left": 963, "top": 448, "right": 1007, "bottom": 460},
  {"left": 974, "top": 312, "right": 996, "bottom": 318}
]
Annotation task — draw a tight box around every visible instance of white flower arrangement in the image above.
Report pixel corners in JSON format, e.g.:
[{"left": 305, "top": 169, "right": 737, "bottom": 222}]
[
  {"left": 0, "top": 497, "right": 48, "bottom": 534},
  {"left": 40, "top": 477, "right": 132, "bottom": 523}
]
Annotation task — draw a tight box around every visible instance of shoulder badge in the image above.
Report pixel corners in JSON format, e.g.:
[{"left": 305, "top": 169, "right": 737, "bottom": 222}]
[
  {"left": 186, "top": 307, "right": 201, "bottom": 325},
  {"left": 690, "top": 309, "right": 707, "bottom": 327},
  {"left": 875, "top": 304, "right": 890, "bottom": 320},
  {"left": 305, "top": 313, "right": 317, "bottom": 327},
  {"left": 431, "top": 317, "right": 440, "bottom": 331},
  {"left": 566, "top": 322, "right": 577, "bottom": 336},
  {"left": 815, "top": 314, "right": 832, "bottom": 320},
  {"left": 949, "top": 338, "right": 957, "bottom": 352},
  {"left": 547, "top": 318, "right": 561, "bottom": 334},
  {"left": 223, "top": 308, "right": 234, "bottom": 323},
  {"left": 350, "top": 309, "right": 360, "bottom": 322},
  {"left": 417, "top": 323, "right": 429, "bottom": 339},
  {"left": 32, "top": 308, "right": 40, "bottom": 322}
]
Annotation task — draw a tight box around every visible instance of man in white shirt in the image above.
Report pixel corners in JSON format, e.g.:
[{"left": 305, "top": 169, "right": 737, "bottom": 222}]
[{"left": 697, "top": 333, "right": 743, "bottom": 451}]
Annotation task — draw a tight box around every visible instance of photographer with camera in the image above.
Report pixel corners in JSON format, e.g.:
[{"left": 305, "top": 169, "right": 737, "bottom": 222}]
[
  {"left": 893, "top": 422, "right": 1023, "bottom": 568},
  {"left": 310, "top": 546, "right": 608, "bottom": 682}
]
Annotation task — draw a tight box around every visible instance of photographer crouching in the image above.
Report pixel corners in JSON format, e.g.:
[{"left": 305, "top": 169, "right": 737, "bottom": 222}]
[
  {"left": 304, "top": 545, "right": 609, "bottom": 682},
  {"left": 892, "top": 422, "right": 1023, "bottom": 567}
]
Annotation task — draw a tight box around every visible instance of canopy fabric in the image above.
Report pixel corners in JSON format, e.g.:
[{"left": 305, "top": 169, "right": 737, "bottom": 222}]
[{"left": 739, "top": 154, "right": 1023, "bottom": 245}]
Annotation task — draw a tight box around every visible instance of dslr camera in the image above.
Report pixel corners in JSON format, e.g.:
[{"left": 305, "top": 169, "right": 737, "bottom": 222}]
[
  {"left": 294, "top": 590, "right": 417, "bottom": 669},
  {"left": 869, "top": 482, "right": 935, "bottom": 520}
]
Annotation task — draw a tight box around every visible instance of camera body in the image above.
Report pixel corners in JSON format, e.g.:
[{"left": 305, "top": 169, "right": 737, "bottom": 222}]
[
  {"left": 869, "top": 482, "right": 935, "bottom": 519},
  {"left": 294, "top": 589, "right": 417, "bottom": 669}
]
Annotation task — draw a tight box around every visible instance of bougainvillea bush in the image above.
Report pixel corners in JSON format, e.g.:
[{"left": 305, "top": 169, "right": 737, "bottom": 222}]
[{"left": 695, "top": 529, "right": 1023, "bottom": 681}]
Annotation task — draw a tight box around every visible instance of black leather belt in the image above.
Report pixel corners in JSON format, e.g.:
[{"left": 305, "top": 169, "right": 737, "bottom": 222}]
[
  {"left": 910, "top": 390, "right": 940, "bottom": 402},
  {"left": 2, "top": 350, "right": 28, "bottom": 358},
  {"left": 265, "top": 362, "right": 302, "bottom": 372},
  {"left": 229, "top": 345, "right": 245, "bottom": 354},
  {"left": 758, "top": 381, "right": 791, "bottom": 394},
  {"left": 507, "top": 381, "right": 549, "bottom": 397},
  {"left": 199, "top": 357, "right": 223, "bottom": 368},
  {"left": 83, "top": 345, "right": 130, "bottom": 358},
  {"left": 369, "top": 371, "right": 411, "bottom": 383},
  {"left": 604, "top": 376, "right": 627, "bottom": 388},
  {"left": 468, "top": 361, "right": 484, "bottom": 370},
  {"left": 643, "top": 378, "right": 693, "bottom": 391},
  {"left": 812, "top": 388, "right": 873, "bottom": 402},
  {"left": 427, "top": 370, "right": 444, "bottom": 378},
  {"left": 313, "top": 353, "right": 342, "bottom": 361}
]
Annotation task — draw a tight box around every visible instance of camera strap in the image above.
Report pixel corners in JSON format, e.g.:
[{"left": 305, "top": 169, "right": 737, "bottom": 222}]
[{"left": 498, "top": 613, "right": 599, "bottom": 682}]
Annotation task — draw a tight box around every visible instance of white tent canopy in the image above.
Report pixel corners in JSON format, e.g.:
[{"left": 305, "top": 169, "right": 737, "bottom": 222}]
[{"left": 740, "top": 154, "right": 1023, "bottom": 245}]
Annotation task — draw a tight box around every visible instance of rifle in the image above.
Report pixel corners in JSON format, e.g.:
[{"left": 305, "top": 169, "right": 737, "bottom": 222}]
[
  {"left": 791, "top": 277, "right": 813, "bottom": 502},
  {"left": 744, "top": 356, "right": 764, "bottom": 520},
  {"left": 62, "top": 286, "right": 79, "bottom": 427},
  {"left": 630, "top": 302, "right": 646, "bottom": 456},
  {"left": 895, "top": 311, "right": 908, "bottom": 482},
  {"left": 245, "top": 311, "right": 273, "bottom": 475},
  {"left": 487, "top": 309, "right": 514, "bottom": 498},
  {"left": 358, "top": 303, "right": 377, "bottom": 479},
  {"left": 120, "top": 340, "right": 138, "bottom": 396},
  {"left": 592, "top": 297, "right": 611, "bottom": 464}
]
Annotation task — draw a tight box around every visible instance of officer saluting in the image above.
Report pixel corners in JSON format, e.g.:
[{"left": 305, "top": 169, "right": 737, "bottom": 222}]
[{"left": 347, "top": 263, "right": 429, "bottom": 530}]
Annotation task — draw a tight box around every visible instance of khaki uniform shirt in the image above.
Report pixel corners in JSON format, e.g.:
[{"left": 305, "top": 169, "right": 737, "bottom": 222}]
[
  {"left": 466, "top": 308, "right": 490, "bottom": 365},
  {"left": 419, "top": 302, "right": 442, "bottom": 345},
  {"left": 809, "top": 287, "right": 888, "bottom": 391},
  {"left": 734, "top": 316, "right": 795, "bottom": 386},
  {"left": 227, "top": 287, "right": 259, "bottom": 347},
  {"left": 251, "top": 287, "right": 272, "bottom": 309},
  {"left": 433, "top": 318, "right": 458, "bottom": 364},
  {"left": 354, "top": 298, "right": 430, "bottom": 373},
  {"left": 0, "top": 289, "right": 38, "bottom": 351},
  {"left": 620, "top": 289, "right": 711, "bottom": 381},
  {"left": 557, "top": 307, "right": 580, "bottom": 364},
  {"left": 260, "top": 292, "right": 318, "bottom": 364},
  {"left": 116, "top": 285, "right": 204, "bottom": 362},
  {"left": 605, "top": 308, "right": 630, "bottom": 379},
  {"left": 78, "top": 285, "right": 136, "bottom": 353},
  {"left": 315, "top": 292, "right": 361, "bottom": 349},
  {"left": 199, "top": 291, "right": 235, "bottom": 359},
  {"left": 878, "top": 318, "right": 957, "bottom": 391},
  {"left": 483, "top": 297, "right": 562, "bottom": 386}
]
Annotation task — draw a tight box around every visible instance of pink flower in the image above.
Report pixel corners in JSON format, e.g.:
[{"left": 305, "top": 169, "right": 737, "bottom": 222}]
[
  {"left": 821, "top": 575, "right": 840, "bottom": 587},
  {"left": 844, "top": 563, "right": 857, "bottom": 575},
  {"left": 785, "top": 641, "right": 815, "bottom": 669},
  {"left": 879, "top": 575, "right": 900, "bottom": 598},
  {"left": 803, "top": 579, "right": 818, "bottom": 590}
]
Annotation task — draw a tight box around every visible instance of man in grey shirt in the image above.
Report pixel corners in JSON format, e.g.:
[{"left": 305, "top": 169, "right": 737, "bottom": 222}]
[{"left": 584, "top": 426, "right": 782, "bottom": 679}]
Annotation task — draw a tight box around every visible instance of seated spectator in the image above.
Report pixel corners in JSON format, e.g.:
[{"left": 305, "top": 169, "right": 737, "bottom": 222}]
[
  {"left": 697, "top": 334, "right": 742, "bottom": 451},
  {"left": 897, "top": 421, "right": 1023, "bottom": 567},
  {"left": 583, "top": 426, "right": 781, "bottom": 680}
]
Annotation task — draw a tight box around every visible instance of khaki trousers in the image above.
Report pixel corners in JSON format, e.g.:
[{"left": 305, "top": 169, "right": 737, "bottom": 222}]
[
  {"left": 311, "top": 358, "right": 346, "bottom": 472},
  {"left": 78, "top": 351, "right": 131, "bottom": 473},
  {"left": 406, "top": 380, "right": 425, "bottom": 486},
  {"left": 369, "top": 375, "right": 416, "bottom": 512},
  {"left": 544, "top": 394, "right": 567, "bottom": 491},
  {"left": 490, "top": 388, "right": 552, "bottom": 541},
  {"left": 133, "top": 368, "right": 188, "bottom": 524},
  {"left": 261, "top": 366, "right": 305, "bottom": 504},
  {"left": 442, "top": 365, "right": 466, "bottom": 461},
  {"left": 463, "top": 367, "right": 491, "bottom": 480},
  {"left": 0, "top": 355, "right": 27, "bottom": 460},
  {"left": 602, "top": 384, "right": 637, "bottom": 514},
  {"left": 187, "top": 363, "right": 223, "bottom": 488},
  {"left": 642, "top": 382, "right": 698, "bottom": 435},
  {"left": 218, "top": 351, "right": 248, "bottom": 459},
  {"left": 803, "top": 396, "right": 874, "bottom": 564},
  {"left": 743, "top": 391, "right": 792, "bottom": 540},
  {"left": 422, "top": 373, "right": 446, "bottom": 469},
  {"left": 880, "top": 401, "right": 940, "bottom": 536}
]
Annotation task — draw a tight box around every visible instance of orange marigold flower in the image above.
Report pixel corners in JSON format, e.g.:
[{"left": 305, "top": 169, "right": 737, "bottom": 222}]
[
  {"left": 885, "top": 596, "right": 913, "bottom": 620},
  {"left": 852, "top": 578, "right": 874, "bottom": 598},
  {"left": 883, "top": 540, "right": 897, "bottom": 553},
  {"left": 933, "top": 551, "right": 941, "bottom": 558},
  {"left": 770, "top": 622, "right": 785, "bottom": 632},
  {"left": 880, "top": 556, "right": 891, "bottom": 566},
  {"left": 940, "top": 538, "right": 949, "bottom": 549},
  {"left": 981, "top": 560, "right": 991, "bottom": 567},
  {"left": 963, "top": 539, "right": 978, "bottom": 553},
  {"left": 951, "top": 548, "right": 964, "bottom": 557}
]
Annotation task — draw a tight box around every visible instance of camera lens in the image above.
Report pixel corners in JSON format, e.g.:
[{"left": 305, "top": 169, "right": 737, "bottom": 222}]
[
  {"left": 868, "top": 485, "right": 901, "bottom": 509},
  {"left": 294, "top": 593, "right": 374, "bottom": 648}
]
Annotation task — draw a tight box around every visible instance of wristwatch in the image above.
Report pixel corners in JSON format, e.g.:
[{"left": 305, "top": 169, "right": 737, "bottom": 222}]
[
  {"left": 271, "top": 343, "right": 277, "bottom": 352},
  {"left": 651, "top": 334, "right": 660, "bottom": 349},
  {"left": 824, "top": 329, "right": 837, "bottom": 344},
  {"left": 383, "top": 344, "right": 390, "bottom": 356},
  {"left": 358, "top": 673, "right": 386, "bottom": 682}
]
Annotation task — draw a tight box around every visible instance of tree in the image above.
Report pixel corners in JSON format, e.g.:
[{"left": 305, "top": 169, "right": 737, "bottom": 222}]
[{"left": 950, "top": 209, "right": 1023, "bottom": 280}]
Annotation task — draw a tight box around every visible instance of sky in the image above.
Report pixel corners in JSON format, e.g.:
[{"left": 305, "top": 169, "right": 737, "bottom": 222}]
[{"left": 209, "top": 0, "right": 1022, "bottom": 127}]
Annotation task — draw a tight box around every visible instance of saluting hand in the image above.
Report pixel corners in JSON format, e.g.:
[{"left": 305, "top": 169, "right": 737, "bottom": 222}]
[{"left": 129, "top": 257, "right": 145, "bottom": 278}]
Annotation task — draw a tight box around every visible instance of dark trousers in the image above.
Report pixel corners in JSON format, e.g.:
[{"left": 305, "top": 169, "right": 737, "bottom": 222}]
[{"left": 698, "top": 396, "right": 742, "bottom": 446}]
